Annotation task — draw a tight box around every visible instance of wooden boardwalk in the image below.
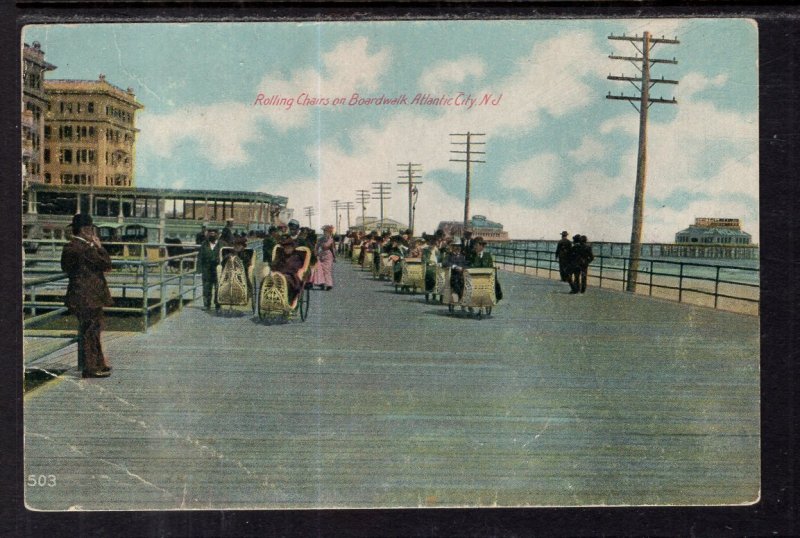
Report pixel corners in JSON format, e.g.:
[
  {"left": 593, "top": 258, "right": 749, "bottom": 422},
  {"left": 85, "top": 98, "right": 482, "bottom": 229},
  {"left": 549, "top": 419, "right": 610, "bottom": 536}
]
[{"left": 24, "top": 261, "right": 760, "bottom": 510}]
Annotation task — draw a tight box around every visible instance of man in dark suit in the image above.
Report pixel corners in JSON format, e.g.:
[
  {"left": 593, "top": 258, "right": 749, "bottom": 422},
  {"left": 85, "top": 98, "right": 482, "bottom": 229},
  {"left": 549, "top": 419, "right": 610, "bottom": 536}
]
[
  {"left": 469, "top": 236, "right": 503, "bottom": 302},
  {"left": 461, "top": 229, "right": 475, "bottom": 260},
  {"left": 195, "top": 223, "right": 208, "bottom": 245},
  {"left": 60, "top": 213, "right": 113, "bottom": 378},
  {"left": 220, "top": 218, "right": 235, "bottom": 246},
  {"left": 576, "top": 235, "right": 595, "bottom": 293},
  {"left": 198, "top": 228, "right": 223, "bottom": 310},
  {"left": 468, "top": 236, "right": 494, "bottom": 268},
  {"left": 555, "top": 230, "right": 572, "bottom": 283},
  {"left": 569, "top": 234, "right": 595, "bottom": 294}
]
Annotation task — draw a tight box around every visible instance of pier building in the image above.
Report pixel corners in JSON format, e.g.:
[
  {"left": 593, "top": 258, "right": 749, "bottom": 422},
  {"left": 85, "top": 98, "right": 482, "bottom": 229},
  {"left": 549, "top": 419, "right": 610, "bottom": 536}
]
[
  {"left": 23, "top": 183, "right": 288, "bottom": 243},
  {"left": 437, "top": 214, "right": 509, "bottom": 242}
]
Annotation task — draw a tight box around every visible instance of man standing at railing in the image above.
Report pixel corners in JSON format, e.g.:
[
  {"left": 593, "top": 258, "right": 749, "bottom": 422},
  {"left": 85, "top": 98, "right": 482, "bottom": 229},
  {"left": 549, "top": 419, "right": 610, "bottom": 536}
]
[
  {"left": 570, "top": 235, "right": 595, "bottom": 294},
  {"left": 555, "top": 231, "right": 572, "bottom": 284},
  {"left": 198, "top": 228, "right": 223, "bottom": 311},
  {"left": 60, "top": 213, "right": 113, "bottom": 378}
]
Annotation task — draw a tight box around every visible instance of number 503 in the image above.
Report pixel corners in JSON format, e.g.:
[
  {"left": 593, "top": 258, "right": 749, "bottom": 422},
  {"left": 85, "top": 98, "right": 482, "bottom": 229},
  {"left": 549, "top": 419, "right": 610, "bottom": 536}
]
[{"left": 27, "top": 474, "right": 56, "bottom": 487}]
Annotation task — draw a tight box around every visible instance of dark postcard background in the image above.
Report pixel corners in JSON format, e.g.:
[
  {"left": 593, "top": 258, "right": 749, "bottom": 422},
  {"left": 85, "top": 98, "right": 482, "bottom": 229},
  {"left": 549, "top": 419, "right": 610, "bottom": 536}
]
[{"left": 2, "top": 3, "right": 797, "bottom": 537}]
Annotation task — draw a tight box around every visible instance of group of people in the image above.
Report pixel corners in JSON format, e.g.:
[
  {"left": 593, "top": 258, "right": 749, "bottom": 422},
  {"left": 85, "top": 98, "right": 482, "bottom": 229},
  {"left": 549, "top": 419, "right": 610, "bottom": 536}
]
[
  {"left": 344, "top": 228, "right": 501, "bottom": 303},
  {"left": 59, "top": 210, "right": 591, "bottom": 380},
  {"left": 555, "top": 231, "right": 595, "bottom": 294},
  {"left": 197, "top": 218, "right": 337, "bottom": 310}
]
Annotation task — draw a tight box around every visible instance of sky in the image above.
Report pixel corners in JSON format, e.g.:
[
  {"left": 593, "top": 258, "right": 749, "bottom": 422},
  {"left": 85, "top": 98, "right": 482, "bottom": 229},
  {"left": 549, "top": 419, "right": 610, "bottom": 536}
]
[{"left": 23, "top": 19, "right": 759, "bottom": 242}]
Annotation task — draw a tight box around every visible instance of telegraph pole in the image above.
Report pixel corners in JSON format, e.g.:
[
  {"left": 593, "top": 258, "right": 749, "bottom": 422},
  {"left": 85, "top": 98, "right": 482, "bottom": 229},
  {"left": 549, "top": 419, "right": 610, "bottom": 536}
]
[
  {"left": 341, "top": 202, "right": 355, "bottom": 230},
  {"left": 397, "top": 162, "right": 423, "bottom": 235},
  {"left": 450, "top": 132, "right": 485, "bottom": 232},
  {"left": 356, "top": 189, "right": 370, "bottom": 231},
  {"left": 303, "top": 206, "right": 316, "bottom": 227},
  {"left": 330, "top": 199, "right": 341, "bottom": 232},
  {"left": 607, "top": 31, "right": 679, "bottom": 292},
  {"left": 371, "top": 182, "right": 392, "bottom": 233}
]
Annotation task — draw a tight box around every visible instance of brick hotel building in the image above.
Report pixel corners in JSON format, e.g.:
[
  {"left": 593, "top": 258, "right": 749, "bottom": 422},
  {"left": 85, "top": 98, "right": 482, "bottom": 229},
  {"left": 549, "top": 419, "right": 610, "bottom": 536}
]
[{"left": 41, "top": 75, "right": 144, "bottom": 188}]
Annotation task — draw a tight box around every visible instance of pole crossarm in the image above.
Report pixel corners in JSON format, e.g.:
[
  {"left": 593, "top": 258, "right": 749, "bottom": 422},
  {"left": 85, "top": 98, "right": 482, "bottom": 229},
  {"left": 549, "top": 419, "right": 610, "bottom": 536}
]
[
  {"left": 609, "top": 55, "right": 679, "bottom": 66},
  {"left": 606, "top": 94, "right": 677, "bottom": 105},
  {"left": 608, "top": 75, "right": 679, "bottom": 85},
  {"left": 609, "top": 35, "right": 680, "bottom": 45}
]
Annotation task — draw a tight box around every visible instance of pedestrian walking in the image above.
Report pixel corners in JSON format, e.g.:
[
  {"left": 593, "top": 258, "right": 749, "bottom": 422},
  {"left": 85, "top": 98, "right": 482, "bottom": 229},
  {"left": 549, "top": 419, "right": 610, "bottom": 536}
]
[
  {"left": 60, "top": 213, "right": 113, "bottom": 378},
  {"left": 312, "top": 225, "right": 336, "bottom": 290}
]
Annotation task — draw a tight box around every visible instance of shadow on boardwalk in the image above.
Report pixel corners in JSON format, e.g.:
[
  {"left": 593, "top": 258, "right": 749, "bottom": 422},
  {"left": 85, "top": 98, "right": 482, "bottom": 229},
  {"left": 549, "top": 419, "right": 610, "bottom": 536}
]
[{"left": 24, "top": 262, "right": 759, "bottom": 510}]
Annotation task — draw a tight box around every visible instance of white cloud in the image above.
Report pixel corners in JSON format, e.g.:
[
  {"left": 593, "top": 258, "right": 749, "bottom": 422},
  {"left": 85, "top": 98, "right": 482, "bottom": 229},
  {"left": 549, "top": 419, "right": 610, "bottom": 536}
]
[
  {"left": 319, "top": 37, "right": 391, "bottom": 96},
  {"left": 418, "top": 56, "right": 486, "bottom": 92},
  {"left": 679, "top": 72, "right": 729, "bottom": 99},
  {"left": 500, "top": 153, "right": 563, "bottom": 200},
  {"left": 139, "top": 103, "right": 262, "bottom": 168},
  {"left": 139, "top": 37, "right": 392, "bottom": 169}
]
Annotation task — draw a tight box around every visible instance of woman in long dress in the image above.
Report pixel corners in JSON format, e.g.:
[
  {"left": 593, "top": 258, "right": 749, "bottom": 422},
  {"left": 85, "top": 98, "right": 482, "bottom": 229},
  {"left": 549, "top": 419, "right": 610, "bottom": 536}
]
[{"left": 312, "top": 225, "right": 336, "bottom": 290}]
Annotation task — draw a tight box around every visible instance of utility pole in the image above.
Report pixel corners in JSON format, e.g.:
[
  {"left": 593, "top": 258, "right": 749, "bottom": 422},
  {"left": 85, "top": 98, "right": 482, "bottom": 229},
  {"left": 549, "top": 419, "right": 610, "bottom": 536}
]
[
  {"left": 397, "top": 162, "right": 423, "bottom": 235},
  {"left": 450, "top": 132, "right": 485, "bottom": 232},
  {"left": 303, "top": 206, "right": 316, "bottom": 227},
  {"left": 355, "top": 189, "right": 370, "bottom": 231},
  {"left": 330, "top": 199, "right": 341, "bottom": 232},
  {"left": 371, "top": 182, "right": 392, "bottom": 233},
  {"left": 607, "top": 31, "right": 679, "bottom": 292},
  {"left": 341, "top": 202, "right": 355, "bottom": 230}
]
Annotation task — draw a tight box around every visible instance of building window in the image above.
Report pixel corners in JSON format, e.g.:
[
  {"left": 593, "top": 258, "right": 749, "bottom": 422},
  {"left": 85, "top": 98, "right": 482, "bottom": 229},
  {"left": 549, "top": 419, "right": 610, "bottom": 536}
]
[
  {"left": 43, "top": 149, "right": 50, "bottom": 164},
  {"left": 77, "top": 103, "right": 82, "bottom": 113},
  {"left": 44, "top": 173, "right": 51, "bottom": 183},
  {"left": 88, "top": 150, "right": 95, "bottom": 163},
  {"left": 60, "top": 149, "right": 72, "bottom": 164},
  {"left": 89, "top": 126, "right": 95, "bottom": 138},
  {"left": 62, "top": 173, "right": 73, "bottom": 184},
  {"left": 88, "top": 102, "right": 94, "bottom": 113},
  {"left": 44, "top": 125, "right": 50, "bottom": 139}
]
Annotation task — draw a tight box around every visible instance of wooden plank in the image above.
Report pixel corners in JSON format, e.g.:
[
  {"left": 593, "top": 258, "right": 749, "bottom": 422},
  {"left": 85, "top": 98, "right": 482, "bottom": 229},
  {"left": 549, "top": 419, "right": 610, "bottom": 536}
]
[{"left": 24, "top": 263, "right": 759, "bottom": 510}]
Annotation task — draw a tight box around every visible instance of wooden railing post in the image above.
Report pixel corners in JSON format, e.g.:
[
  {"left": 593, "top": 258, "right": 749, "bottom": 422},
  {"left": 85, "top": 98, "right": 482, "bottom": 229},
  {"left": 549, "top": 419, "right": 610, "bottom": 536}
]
[
  {"left": 160, "top": 253, "right": 167, "bottom": 320},
  {"left": 142, "top": 253, "right": 149, "bottom": 333}
]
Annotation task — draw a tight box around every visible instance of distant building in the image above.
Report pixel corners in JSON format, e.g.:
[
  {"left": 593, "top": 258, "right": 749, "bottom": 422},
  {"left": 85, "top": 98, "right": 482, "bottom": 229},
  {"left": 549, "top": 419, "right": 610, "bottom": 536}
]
[
  {"left": 352, "top": 216, "right": 407, "bottom": 234},
  {"left": 437, "top": 215, "right": 509, "bottom": 242},
  {"left": 675, "top": 218, "right": 752, "bottom": 245},
  {"left": 22, "top": 42, "right": 56, "bottom": 185},
  {"left": 42, "top": 74, "right": 144, "bottom": 188}
]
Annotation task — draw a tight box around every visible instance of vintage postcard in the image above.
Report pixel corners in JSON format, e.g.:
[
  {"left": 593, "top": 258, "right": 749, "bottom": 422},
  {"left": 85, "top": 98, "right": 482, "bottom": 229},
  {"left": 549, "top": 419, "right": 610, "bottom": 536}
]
[{"left": 22, "top": 18, "right": 760, "bottom": 511}]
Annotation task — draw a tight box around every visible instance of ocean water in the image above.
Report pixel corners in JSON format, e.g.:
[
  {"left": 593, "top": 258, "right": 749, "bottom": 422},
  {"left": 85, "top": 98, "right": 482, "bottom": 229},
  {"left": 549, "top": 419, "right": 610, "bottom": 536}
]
[{"left": 491, "top": 241, "right": 760, "bottom": 286}]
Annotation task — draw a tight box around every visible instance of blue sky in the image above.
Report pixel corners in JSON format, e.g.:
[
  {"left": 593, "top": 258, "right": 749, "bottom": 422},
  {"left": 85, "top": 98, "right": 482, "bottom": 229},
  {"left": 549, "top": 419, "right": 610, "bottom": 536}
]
[{"left": 24, "top": 19, "right": 758, "bottom": 242}]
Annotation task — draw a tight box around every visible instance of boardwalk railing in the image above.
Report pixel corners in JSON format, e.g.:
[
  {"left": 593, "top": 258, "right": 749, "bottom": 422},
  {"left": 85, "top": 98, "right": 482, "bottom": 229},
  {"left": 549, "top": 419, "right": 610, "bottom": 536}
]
[
  {"left": 24, "top": 240, "right": 203, "bottom": 367},
  {"left": 488, "top": 241, "right": 759, "bottom": 315}
]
